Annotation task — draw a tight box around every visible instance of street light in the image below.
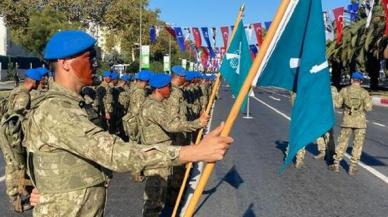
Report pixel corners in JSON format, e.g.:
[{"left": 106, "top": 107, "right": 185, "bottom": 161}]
[{"left": 139, "top": 0, "right": 143, "bottom": 71}]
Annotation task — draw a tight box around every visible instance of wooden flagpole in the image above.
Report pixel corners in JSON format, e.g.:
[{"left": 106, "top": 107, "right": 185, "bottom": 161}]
[
  {"left": 171, "top": 5, "right": 245, "bottom": 217},
  {"left": 183, "top": 0, "right": 291, "bottom": 216}
]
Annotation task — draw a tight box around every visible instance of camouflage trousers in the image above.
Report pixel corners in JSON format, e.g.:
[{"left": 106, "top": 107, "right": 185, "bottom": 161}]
[
  {"left": 334, "top": 128, "right": 366, "bottom": 165},
  {"left": 166, "top": 165, "right": 186, "bottom": 207},
  {"left": 33, "top": 185, "right": 106, "bottom": 217},
  {"left": 143, "top": 175, "right": 168, "bottom": 217},
  {"left": 5, "top": 163, "right": 22, "bottom": 202},
  {"left": 285, "top": 146, "right": 305, "bottom": 162}
]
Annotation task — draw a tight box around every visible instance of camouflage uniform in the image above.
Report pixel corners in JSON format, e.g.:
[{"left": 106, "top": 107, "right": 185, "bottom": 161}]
[
  {"left": 23, "top": 82, "right": 182, "bottom": 217},
  {"left": 139, "top": 96, "right": 202, "bottom": 217},
  {"left": 95, "top": 81, "right": 113, "bottom": 130},
  {"left": 123, "top": 84, "right": 147, "bottom": 142},
  {"left": 199, "top": 82, "right": 209, "bottom": 113},
  {"left": 288, "top": 91, "right": 305, "bottom": 168},
  {"left": 331, "top": 84, "right": 372, "bottom": 175},
  {"left": 3, "top": 85, "right": 31, "bottom": 207}
]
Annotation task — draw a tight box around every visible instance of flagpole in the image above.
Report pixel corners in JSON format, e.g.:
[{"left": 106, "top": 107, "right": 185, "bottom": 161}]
[
  {"left": 243, "top": 91, "right": 253, "bottom": 119},
  {"left": 183, "top": 0, "right": 291, "bottom": 216},
  {"left": 171, "top": 4, "right": 245, "bottom": 217}
]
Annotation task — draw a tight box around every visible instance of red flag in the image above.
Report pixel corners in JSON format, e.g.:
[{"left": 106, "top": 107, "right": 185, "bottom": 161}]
[
  {"left": 165, "top": 26, "right": 176, "bottom": 39},
  {"left": 382, "top": 0, "right": 388, "bottom": 35},
  {"left": 201, "top": 47, "right": 209, "bottom": 67},
  {"left": 220, "top": 26, "right": 229, "bottom": 49},
  {"left": 252, "top": 23, "right": 263, "bottom": 47},
  {"left": 333, "top": 7, "right": 344, "bottom": 44},
  {"left": 192, "top": 28, "right": 202, "bottom": 48}
]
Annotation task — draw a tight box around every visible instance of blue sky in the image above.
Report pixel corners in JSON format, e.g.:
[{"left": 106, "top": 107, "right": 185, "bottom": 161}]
[{"left": 148, "top": 0, "right": 350, "bottom": 27}]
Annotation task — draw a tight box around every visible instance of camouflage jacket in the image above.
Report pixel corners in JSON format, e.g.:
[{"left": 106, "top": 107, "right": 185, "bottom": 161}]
[
  {"left": 164, "top": 85, "right": 187, "bottom": 121},
  {"left": 337, "top": 84, "right": 372, "bottom": 128},
  {"left": 127, "top": 85, "right": 146, "bottom": 117},
  {"left": 23, "top": 82, "right": 181, "bottom": 194},
  {"left": 139, "top": 96, "right": 202, "bottom": 147},
  {"left": 118, "top": 85, "right": 131, "bottom": 113},
  {"left": 7, "top": 85, "right": 30, "bottom": 114}
]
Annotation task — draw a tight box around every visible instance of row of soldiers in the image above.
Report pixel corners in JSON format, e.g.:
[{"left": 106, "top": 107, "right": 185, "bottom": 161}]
[
  {"left": 0, "top": 44, "right": 220, "bottom": 216},
  {"left": 82, "top": 67, "right": 216, "bottom": 215}
]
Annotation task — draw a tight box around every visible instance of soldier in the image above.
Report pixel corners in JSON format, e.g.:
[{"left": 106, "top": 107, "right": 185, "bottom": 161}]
[
  {"left": 139, "top": 73, "right": 209, "bottom": 217},
  {"left": 122, "top": 70, "right": 152, "bottom": 142},
  {"left": 329, "top": 72, "right": 372, "bottom": 175},
  {"left": 95, "top": 70, "right": 113, "bottom": 130},
  {"left": 24, "top": 30, "right": 232, "bottom": 217},
  {"left": 3, "top": 68, "right": 42, "bottom": 212},
  {"left": 30, "top": 67, "right": 49, "bottom": 100},
  {"left": 314, "top": 85, "right": 340, "bottom": 161}
]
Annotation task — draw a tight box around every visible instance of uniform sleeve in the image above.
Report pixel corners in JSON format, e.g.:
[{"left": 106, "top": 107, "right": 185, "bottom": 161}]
[
  {"left": 364, "top": 91, "right": 373, "bottom": 112},
  {"left": 331, "top": 86, "right": 342, "bottom": 108},
  {"left": 12, "top": 92, "right": 30, "bottom": 113},
  {"left": 130, "top": 90, "right": 144, "bottom": 116},
  {"left": 36, "top": 100, "right": 181, "bottom": 173},
  {"left": 336, "top": 88, "right": 345, "bottom": 109},
  {"left": 150, "top": 103, "right": 202, "bottom": 133},
  {"left": 164, "top": 90, "right": 181, "bottom": 120},
  {"left": 104, "top": 86, "right": 113, "bottom": 113}
]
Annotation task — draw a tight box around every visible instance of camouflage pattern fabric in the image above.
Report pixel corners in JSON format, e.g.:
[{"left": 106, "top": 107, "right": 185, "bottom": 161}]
[{"left": 23, "top": 82, "right": 182, "bottom": 217}]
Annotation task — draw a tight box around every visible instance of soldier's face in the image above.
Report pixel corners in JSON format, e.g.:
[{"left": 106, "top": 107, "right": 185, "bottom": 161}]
[
  {"left": 69, "top": 49, "right": 97, "bottom": 86},
  {"left": 158, "top": 85, "right": 171, "bottom": 99}
]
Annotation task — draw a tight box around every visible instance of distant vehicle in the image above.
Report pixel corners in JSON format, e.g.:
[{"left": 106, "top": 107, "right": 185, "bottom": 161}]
[{"left": 112, "top": 64, "right": 131, "bottom": 74}]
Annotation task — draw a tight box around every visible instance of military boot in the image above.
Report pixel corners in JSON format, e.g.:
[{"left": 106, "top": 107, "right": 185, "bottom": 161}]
[
  {"left": 328, "top": 162, "right": 339, "bottom": 172},
  {"left": 348, "top": 164, "right": 358, "bottom": 176},
  {"left": 314, "top": 152, "right": 325, "bottom": 160}
]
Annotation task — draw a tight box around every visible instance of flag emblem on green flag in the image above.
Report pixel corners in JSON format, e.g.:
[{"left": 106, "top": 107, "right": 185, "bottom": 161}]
[
  {"left": 220, "top": 19, "right": 253, "bottom": 112},
  {"left": 255, "top": 0, "right": 335, "bottom": 170}
]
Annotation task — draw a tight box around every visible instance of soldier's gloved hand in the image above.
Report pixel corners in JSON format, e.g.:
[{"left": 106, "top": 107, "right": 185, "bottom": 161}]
[
  {"left": 30, "top": 188, "right": 40, "bottom": 207},
  {"left": 179, "top": 122, "right": 233, "bottom": 163},
  {"left": 199, "top": 113, "right": 210, "bottom": 127}
]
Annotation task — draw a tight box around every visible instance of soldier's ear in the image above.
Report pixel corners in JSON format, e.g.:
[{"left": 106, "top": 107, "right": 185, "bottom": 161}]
[{"left": 57, "top": 59, "right": 71, "bottom": 72}]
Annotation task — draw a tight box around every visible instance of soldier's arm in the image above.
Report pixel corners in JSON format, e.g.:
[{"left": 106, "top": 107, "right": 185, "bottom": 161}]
[
  {"left": 12, "top": 92, "right": 30, "bottom": 113},
  {"left": 151, "top": 103, "right": 202, "bottom": 133},
  {"left": 364, "top": 92, "right": 373, "bottom": 112},
  {"left": 335, "top": 88, "right": 345, "bottom": 109},
  {"left": 37, "top": 100, "right": 181, "bottom": 173},
  {"left": 130, "top": 90, "right": 144, "bottom": 116},
  {"left": 164, "top": 90, "right": 180, "bottom": 120}
]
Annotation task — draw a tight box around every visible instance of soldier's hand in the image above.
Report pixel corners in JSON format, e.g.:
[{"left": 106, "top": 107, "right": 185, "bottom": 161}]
[
  {"left": 105, "top": 113, "right": 111, "bottom": 120},
  {"left": 199, "top": 113, "right": 210, "bottom": 127},
  {"left": 179, "top": 122, "right": 233, "bottom": 163},
  {"left": 30, "top": 188, "right": 40, "bottom": 206}
]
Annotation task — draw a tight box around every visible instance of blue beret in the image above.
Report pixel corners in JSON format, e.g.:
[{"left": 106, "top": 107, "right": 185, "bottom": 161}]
[
  {"left": 121, "top": 74, "right": 130, "bottom": 81},
  {"left": 44, "top": 30, "right": 96, "bottom": 60},
  {"left": 103, "top": 71, "right": 111, "bottom": 78},
  {"left": 111, "top": 72, "right": 119, "bottom": 80},
  {"left": 135, "top": 70, "right": 153, "bottom": 81},
  {"left": 171, "top": 65, "right": 186, "bottom": 76},
  {"left": 25, "top": 68, "right": 43, "bottom": 81},
  {"left": 185, "top": 72, "right": 195, "bottom": 81},
  {"left": 352, "top": 72, "right": 364, "bottom": 80},
  {"left": 150, "top": 74, "right": 171, "bottom": 88},
  {"left": 35, "top": 67, "right": 49, "bottom": 76}
]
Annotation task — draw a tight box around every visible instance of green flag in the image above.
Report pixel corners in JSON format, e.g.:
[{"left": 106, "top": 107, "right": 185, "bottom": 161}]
[{"left": 220, "top": 20, "right": 253, "bottom": 111}]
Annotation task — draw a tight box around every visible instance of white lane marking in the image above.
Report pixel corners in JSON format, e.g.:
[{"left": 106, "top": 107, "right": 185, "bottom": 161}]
[
  {"left": 372, "top": 122, "right": 386, "bottom": 127},
  {"left": 336, "top": 111, "right": 342, "bottom": 114},
  {"left": 0, "top": 175, "right": 5, "bottom": 182},
  {"left": 269, "top": 96, "right": 281, "bottom": 101},
  {"left": 252, "top": 95, "right": 388, "bottom": 185}
]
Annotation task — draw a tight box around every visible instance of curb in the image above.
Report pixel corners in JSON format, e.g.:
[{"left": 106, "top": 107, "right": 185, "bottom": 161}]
[{"left": 372, "top": 95, "right": 388, "bottom": 107}]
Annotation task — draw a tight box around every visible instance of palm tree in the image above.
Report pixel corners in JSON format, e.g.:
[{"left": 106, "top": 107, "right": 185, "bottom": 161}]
[{"left": 327, "top": 0, "right": 387, "bottom": 90}]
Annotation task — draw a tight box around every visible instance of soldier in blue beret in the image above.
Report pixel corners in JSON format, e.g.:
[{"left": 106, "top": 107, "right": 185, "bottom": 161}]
[
  {"left": 4, "top": 68, "right": 43, "bottom": 212},
  {"left": 138, "top": 73, "right": 209, "bottom": 216},
  {"left": 95, "top": 69, "right": 114, "bottom": 130},
  {"left": 24, "top": 30, "right": 232, "bottom": 217}
]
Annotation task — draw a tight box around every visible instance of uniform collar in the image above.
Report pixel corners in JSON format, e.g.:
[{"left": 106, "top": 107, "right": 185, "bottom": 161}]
[{"left": 49, "top": 81, "right": 84, "bottom": 102}]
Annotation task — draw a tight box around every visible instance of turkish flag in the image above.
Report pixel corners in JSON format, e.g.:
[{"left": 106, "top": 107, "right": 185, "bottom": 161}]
[
  {"left": 220, "top": 26, "right": 229, "bottom": 49},
  {"left": 382, "top": 0, "right": 388, "bottom": 35},
  {"left": 201, "top": 47, "right": 209, "bottom": 67},
  {"left": 252, "top": 23, "right": 263, "bottom": 47},
  {"left": 165, "top": 26, "right": 176, "bottom": 39},
  {"left": 333, "top": 7, "right": 344, "bottom": 44},
  {"left": 192, "top": 28, "right": 202, "bottom": 48}
]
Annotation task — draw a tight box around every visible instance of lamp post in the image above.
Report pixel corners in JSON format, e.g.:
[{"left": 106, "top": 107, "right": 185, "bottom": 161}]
[{"left": 139, "top": 0, "right": 143, "bottom": 71}]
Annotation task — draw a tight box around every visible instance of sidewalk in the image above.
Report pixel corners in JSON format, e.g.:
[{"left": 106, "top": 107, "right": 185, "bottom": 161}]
[{"left": 372, "top": 95, "right": 388, "bottom": 107}]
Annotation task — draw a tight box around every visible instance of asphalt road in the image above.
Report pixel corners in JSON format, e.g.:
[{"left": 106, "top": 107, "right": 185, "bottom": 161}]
[{"left": 0, "top": 84, "right": 388, "bottom": 217}]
